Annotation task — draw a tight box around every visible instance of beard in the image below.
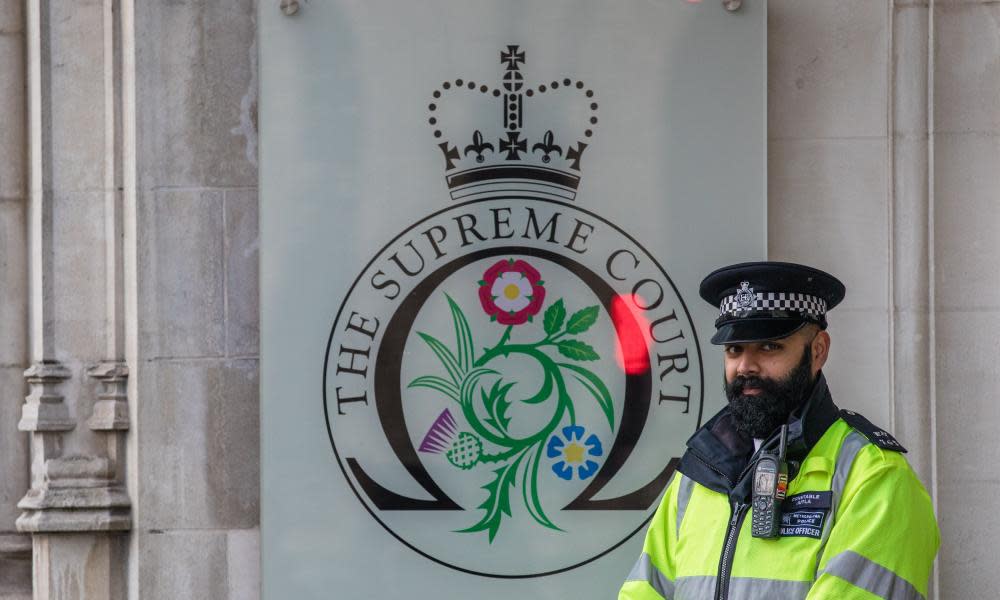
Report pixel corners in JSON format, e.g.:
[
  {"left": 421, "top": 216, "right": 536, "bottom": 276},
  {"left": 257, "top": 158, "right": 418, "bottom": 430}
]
[{"left": 724, "top": 344, "right": 816, "bottom": 439}]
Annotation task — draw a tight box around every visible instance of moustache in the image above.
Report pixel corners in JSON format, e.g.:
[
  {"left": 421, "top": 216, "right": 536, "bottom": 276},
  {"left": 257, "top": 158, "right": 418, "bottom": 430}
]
[{"left": 726, "top": 375, "right": 783, "bottom": 397}]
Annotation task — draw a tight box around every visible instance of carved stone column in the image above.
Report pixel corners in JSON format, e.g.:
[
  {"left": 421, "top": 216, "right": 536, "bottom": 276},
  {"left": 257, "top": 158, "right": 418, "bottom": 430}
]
[{"left": 16, "top": 0, "right": 132, "bottom": 597}]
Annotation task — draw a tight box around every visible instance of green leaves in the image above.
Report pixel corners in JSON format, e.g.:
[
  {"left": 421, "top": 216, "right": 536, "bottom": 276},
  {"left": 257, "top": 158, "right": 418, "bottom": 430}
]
[
  {"left": 459, "top": 456, "right": 522, "bottom": 543},
  {"left": 556, "top": 339, "right": 599, "bottom": 361},
  {"left": 544, "top": 300, "right": 601, "bottom": 363},
  {"left": 481, "top": 379, "right": 515, "bottom": 433},
  {"left": 407, "top": 375, "right": 459, "bottom": 403},
  {"left": 522, "top": 445, "right": 561, "bottom": 532},
  {"left": 416, "top": 332, "right": 462, "bottom": 384},
  {"left": 412, "top": 295, "right": 476, "bottom": 388},
  {"left": 412, "top": 293, "right": 615, "bottom": 543},
  {"left": 565, "top": 305, "right": 599, "bottom": 334},
  {"left": 559, "top": 362, "right": 615, "bottom": 430},
  {"left": 543, "top": 299, "right": 566, "bottom": 335},
  {"left": 447, "top": 295, "right": 475, "bottom": 372}
]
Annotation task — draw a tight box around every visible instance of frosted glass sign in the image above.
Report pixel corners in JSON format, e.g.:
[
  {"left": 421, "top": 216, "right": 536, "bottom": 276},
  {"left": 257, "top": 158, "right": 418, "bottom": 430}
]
[{"left": 260, "top": 1, "right": 765, "bottom": 598}]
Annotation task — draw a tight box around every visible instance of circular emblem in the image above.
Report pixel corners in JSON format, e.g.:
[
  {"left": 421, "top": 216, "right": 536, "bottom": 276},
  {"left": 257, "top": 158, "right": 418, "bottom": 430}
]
[{"left": 323, "top": 198, "right": 704, "bottom": 577}]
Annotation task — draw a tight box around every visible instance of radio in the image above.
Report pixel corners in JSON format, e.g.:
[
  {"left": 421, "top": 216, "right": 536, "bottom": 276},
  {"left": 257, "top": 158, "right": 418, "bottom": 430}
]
[{"left": 751, "top": 424, "right": 789, "bottom": 539}]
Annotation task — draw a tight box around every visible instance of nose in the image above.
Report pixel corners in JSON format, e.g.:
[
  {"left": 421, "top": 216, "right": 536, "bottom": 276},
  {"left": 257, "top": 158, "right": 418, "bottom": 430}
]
[{"left": 736, "top": 350, "right": 760, "bottom": 377}]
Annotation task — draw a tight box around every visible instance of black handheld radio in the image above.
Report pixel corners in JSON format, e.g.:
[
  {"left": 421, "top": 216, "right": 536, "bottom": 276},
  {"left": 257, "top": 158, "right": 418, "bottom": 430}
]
[{"left": 751, "top": 424, "right": 789, "bottom": 539}]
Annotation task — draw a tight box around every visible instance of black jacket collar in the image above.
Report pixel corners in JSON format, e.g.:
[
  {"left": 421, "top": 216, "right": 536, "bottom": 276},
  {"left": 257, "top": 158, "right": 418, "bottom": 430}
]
[{"left": 677, "top": 372, "right": 840, "bottom": 501}]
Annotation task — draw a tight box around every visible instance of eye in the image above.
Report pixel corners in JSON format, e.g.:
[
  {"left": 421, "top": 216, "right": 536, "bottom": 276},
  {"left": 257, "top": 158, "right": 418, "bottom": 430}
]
[
  {"left": 724, "top": 345, "right": 742, "bottom": 355},
  {"left": 760, "top": 342, "right": 783, "bottom": 352}
]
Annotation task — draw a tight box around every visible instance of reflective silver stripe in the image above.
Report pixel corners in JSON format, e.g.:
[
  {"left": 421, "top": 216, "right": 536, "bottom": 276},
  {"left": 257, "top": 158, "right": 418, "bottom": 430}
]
[
  {"left": 674, "top": 576, "right": 714, "bottom": 599},
  {"left": 821, "top": 550, "right": 925, "bottom": 600},
  {"left": 674, "top": 576, "right": 809, "bottom": 600},
  {"left": 730, "top": 577, "right": 811, "bottom": 599},
  {"left": 625, "top": 552, "right": 674, "bottom": 599},
  {"left": 815, "top": 431, "right": 869, "bottom": 570},
  {"left": 676, "top": 474, "right": 695, "bottom": 537}
]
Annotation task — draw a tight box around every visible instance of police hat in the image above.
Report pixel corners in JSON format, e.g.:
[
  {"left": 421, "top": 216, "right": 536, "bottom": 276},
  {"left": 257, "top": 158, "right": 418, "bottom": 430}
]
[{"left": 699, "top": 261, "right": 846, "bottom": 345}]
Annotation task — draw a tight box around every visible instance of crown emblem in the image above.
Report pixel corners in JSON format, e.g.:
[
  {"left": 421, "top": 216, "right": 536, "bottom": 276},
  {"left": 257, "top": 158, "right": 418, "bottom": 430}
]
[{"left": 429, "top": 45, "right": 598, "bottom": 202}]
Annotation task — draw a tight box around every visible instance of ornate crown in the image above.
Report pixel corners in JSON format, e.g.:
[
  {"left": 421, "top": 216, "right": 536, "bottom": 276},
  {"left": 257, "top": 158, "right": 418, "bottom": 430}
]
[{"left": 429, "top": 45, "right": 598, "bottom": 202}]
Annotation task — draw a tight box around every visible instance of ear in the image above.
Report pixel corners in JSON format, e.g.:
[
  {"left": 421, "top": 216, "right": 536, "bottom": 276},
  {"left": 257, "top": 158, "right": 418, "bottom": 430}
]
[{"left": 811, "top": 330, "right": 830, "bottom": 375}]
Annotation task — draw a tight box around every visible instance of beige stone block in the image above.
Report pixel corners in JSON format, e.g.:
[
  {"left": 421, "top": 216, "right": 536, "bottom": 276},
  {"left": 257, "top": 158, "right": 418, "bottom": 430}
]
[
  {"left": 52, "top": 192, "right": 106, "bottom": 359},
  {"left": 890, "top": 309, "right": 933, "bottom": 485},
  {"left": 135, "top": 0, "right": 257, "bottom": 189},
  {"left": 768, "top": 138, "right": 889, "bottom": 311},
  {"left": 936, "top": 312, "right": 1000, "bottom": 596},
  {"left": 0, "top": 200, "right": 27, "bottom": 365},
  {"left": 138, "top": 359, "right": 258, "bottom": 530},
  {"left": 47, "top": 1, "right": 108, "bottom": 194},
  {"left": 891, "top": 136, "right": 930, "bottom": 312},
  {"left": 227, "top": 529, "right": 259, "bottom": 600},
  {"left": 0, "top": 35, "right": 25, "bottom": 198},
  {"left": 821, "top": 309, "right": 891, "bottom": 429},
  {"left": 935, "top": 312, "right": 1000, "bottom": 481},
  {"left": 0, "top": 1, "right": 22, "bottom": 33},
  {"left": 938, "top": 481, "right": 998, "bottom": 597},
  {"left": 892, "top": 6, "right": 929, "bottom": 136},
  {"left": 32, "top": 534, "right": 126, "bottom": 600},
  {"left": 139, "top": 530, "right": 228, "bottom": 599},
  {"left": 934, "top": 134, "right": 1000, "bottom": 309},
  {"left": 0, "top": 367, "right": 27, "bottom": 533},
  {"left": 139, "top": 190, "right": 225, "bottom": 358},
  {"left": 225, "top": 189, "right": 259, "bottom": 357},
  {"left": 768, "top": 0, "right": 888, "bottom": 139},
  {"left": 0, "top": 556, "right": 30, "bottom": 596},
  {"left": 935, "top": 4, "right": 1000, "bottom": 134}
]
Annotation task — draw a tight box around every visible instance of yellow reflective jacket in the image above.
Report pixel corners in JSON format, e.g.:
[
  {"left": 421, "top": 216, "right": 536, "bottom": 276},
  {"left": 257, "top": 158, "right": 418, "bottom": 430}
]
[{"left": 620, "top": 374, "right": 939, "bottom": 600}]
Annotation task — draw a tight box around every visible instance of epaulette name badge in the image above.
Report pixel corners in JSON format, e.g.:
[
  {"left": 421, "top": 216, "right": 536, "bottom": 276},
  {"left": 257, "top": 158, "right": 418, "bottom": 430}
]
[{"left": 840, "top": 409, "right": 907, "bottom": 453}]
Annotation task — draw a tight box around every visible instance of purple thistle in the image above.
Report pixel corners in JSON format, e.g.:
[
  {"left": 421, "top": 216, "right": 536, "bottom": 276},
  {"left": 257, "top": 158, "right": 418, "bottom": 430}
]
[{"left": 419, "top": 409, "right": 458, "bottom": 454}]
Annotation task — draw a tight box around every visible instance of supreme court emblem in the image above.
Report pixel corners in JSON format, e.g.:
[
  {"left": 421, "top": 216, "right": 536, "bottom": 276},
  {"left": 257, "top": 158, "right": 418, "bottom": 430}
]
[{"left": 322, "top": 47, "right": 704, "bottom": 578}]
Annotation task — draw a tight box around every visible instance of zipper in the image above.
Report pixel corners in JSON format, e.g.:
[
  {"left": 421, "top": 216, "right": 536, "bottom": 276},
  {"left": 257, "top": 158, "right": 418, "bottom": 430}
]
[{"left": 715, "top": 501, "right": 748, "bottom": 600}]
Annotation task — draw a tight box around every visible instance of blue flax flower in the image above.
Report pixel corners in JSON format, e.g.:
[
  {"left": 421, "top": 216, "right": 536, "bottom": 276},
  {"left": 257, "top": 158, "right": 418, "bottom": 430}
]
[{"left": 546, "top": 425, "right": 604, "bottom": 480}]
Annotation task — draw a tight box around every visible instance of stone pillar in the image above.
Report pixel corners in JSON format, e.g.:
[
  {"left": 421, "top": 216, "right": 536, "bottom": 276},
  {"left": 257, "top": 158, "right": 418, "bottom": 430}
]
[
  {"left": 128, "top": 0, "right": 260, "bottom": 597},
  {"left": 15, "top": 0, "right": 131, "bottom": 597},
  {"left": 0, "top": 0, "right": 30, "bottom": 594},
  {"left": 889, "top": 0, "right": 934, "bottom": 523},
  {"left": 932, "top": 3, "right": 1000, "bottom": 597}
]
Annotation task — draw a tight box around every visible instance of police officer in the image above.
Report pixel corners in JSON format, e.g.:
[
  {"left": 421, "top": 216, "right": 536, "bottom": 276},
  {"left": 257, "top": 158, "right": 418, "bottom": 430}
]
[{"left": 619, "top": 261, "right": 939, "bottom": 600}]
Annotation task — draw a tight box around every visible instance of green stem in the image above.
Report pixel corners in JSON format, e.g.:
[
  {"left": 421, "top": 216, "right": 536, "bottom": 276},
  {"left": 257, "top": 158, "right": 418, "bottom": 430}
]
[
  {"left": 471, "top": 344, "right": 572, "bottom": 447},
  {"left": 462, "top": 402, "right": 518, "bottom": 448},
  {"left": 485, "top": 325, "right": 513, "bottom": 354},
  {"left": 480, "top": 445, "right": 526, "bottom": 464}
]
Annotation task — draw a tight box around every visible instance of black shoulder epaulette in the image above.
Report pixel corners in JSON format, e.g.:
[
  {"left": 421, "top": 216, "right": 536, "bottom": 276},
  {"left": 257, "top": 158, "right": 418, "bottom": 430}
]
[{"left": 839, "top": 409, "right": 907, "bottom": 453}]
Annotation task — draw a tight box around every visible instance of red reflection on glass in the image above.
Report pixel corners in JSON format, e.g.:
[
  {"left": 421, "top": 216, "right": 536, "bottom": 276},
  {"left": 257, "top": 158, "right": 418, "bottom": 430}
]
[{"left": 611, "top": 294, "right": 652, "bottom": 375}]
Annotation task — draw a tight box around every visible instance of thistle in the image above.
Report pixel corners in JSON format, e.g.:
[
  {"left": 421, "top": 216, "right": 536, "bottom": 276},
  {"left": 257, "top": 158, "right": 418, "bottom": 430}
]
[{"left": 418, "top": 409, "right": 483, "bottom": 469}]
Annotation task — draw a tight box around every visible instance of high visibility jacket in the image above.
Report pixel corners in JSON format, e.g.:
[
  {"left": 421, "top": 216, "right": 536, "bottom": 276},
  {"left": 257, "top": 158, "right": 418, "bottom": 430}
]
[{"left": 620, "top": 374, "right": 939, "bottom": 600}]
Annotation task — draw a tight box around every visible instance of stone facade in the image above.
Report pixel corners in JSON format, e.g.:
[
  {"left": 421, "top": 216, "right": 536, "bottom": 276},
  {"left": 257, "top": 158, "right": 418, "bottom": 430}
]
[{"left": 0, "top": 0, "right": 995, "bottom": 598}]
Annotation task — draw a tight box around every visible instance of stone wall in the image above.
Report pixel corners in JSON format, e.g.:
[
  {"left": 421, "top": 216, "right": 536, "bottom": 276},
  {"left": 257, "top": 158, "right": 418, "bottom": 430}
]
[
  {"left": 0, "top": 0, "right": 996, "bottom": 598},
  {"left": 130, "top": 0, "right": 259, "bottom": 598},
  {"left": 769, "top": 1, "right": 1000, "bottom": 597},
  {"left": 0, "top": 0, "right": 29, "bottom": 596}
]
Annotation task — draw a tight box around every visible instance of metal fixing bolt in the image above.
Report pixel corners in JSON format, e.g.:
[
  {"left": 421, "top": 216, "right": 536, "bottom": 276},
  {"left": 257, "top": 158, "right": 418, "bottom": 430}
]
[
  {"left": 723, "top": 0, "right": 742, "bottom": 11},
  {"left": 280, "top": 0, "right": 300, "bottom": 16}
]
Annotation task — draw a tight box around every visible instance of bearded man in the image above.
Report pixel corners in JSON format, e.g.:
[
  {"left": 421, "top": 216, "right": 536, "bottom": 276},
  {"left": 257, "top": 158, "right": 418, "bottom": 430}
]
[{"left": 619, "top": 262, "right": 939, "bottom": 600}]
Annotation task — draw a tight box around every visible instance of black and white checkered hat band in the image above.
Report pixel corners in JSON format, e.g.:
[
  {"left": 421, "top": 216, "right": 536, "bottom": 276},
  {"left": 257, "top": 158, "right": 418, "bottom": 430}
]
[{"left": 719, "top": 292, "right": 827, "bottom": 318}]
